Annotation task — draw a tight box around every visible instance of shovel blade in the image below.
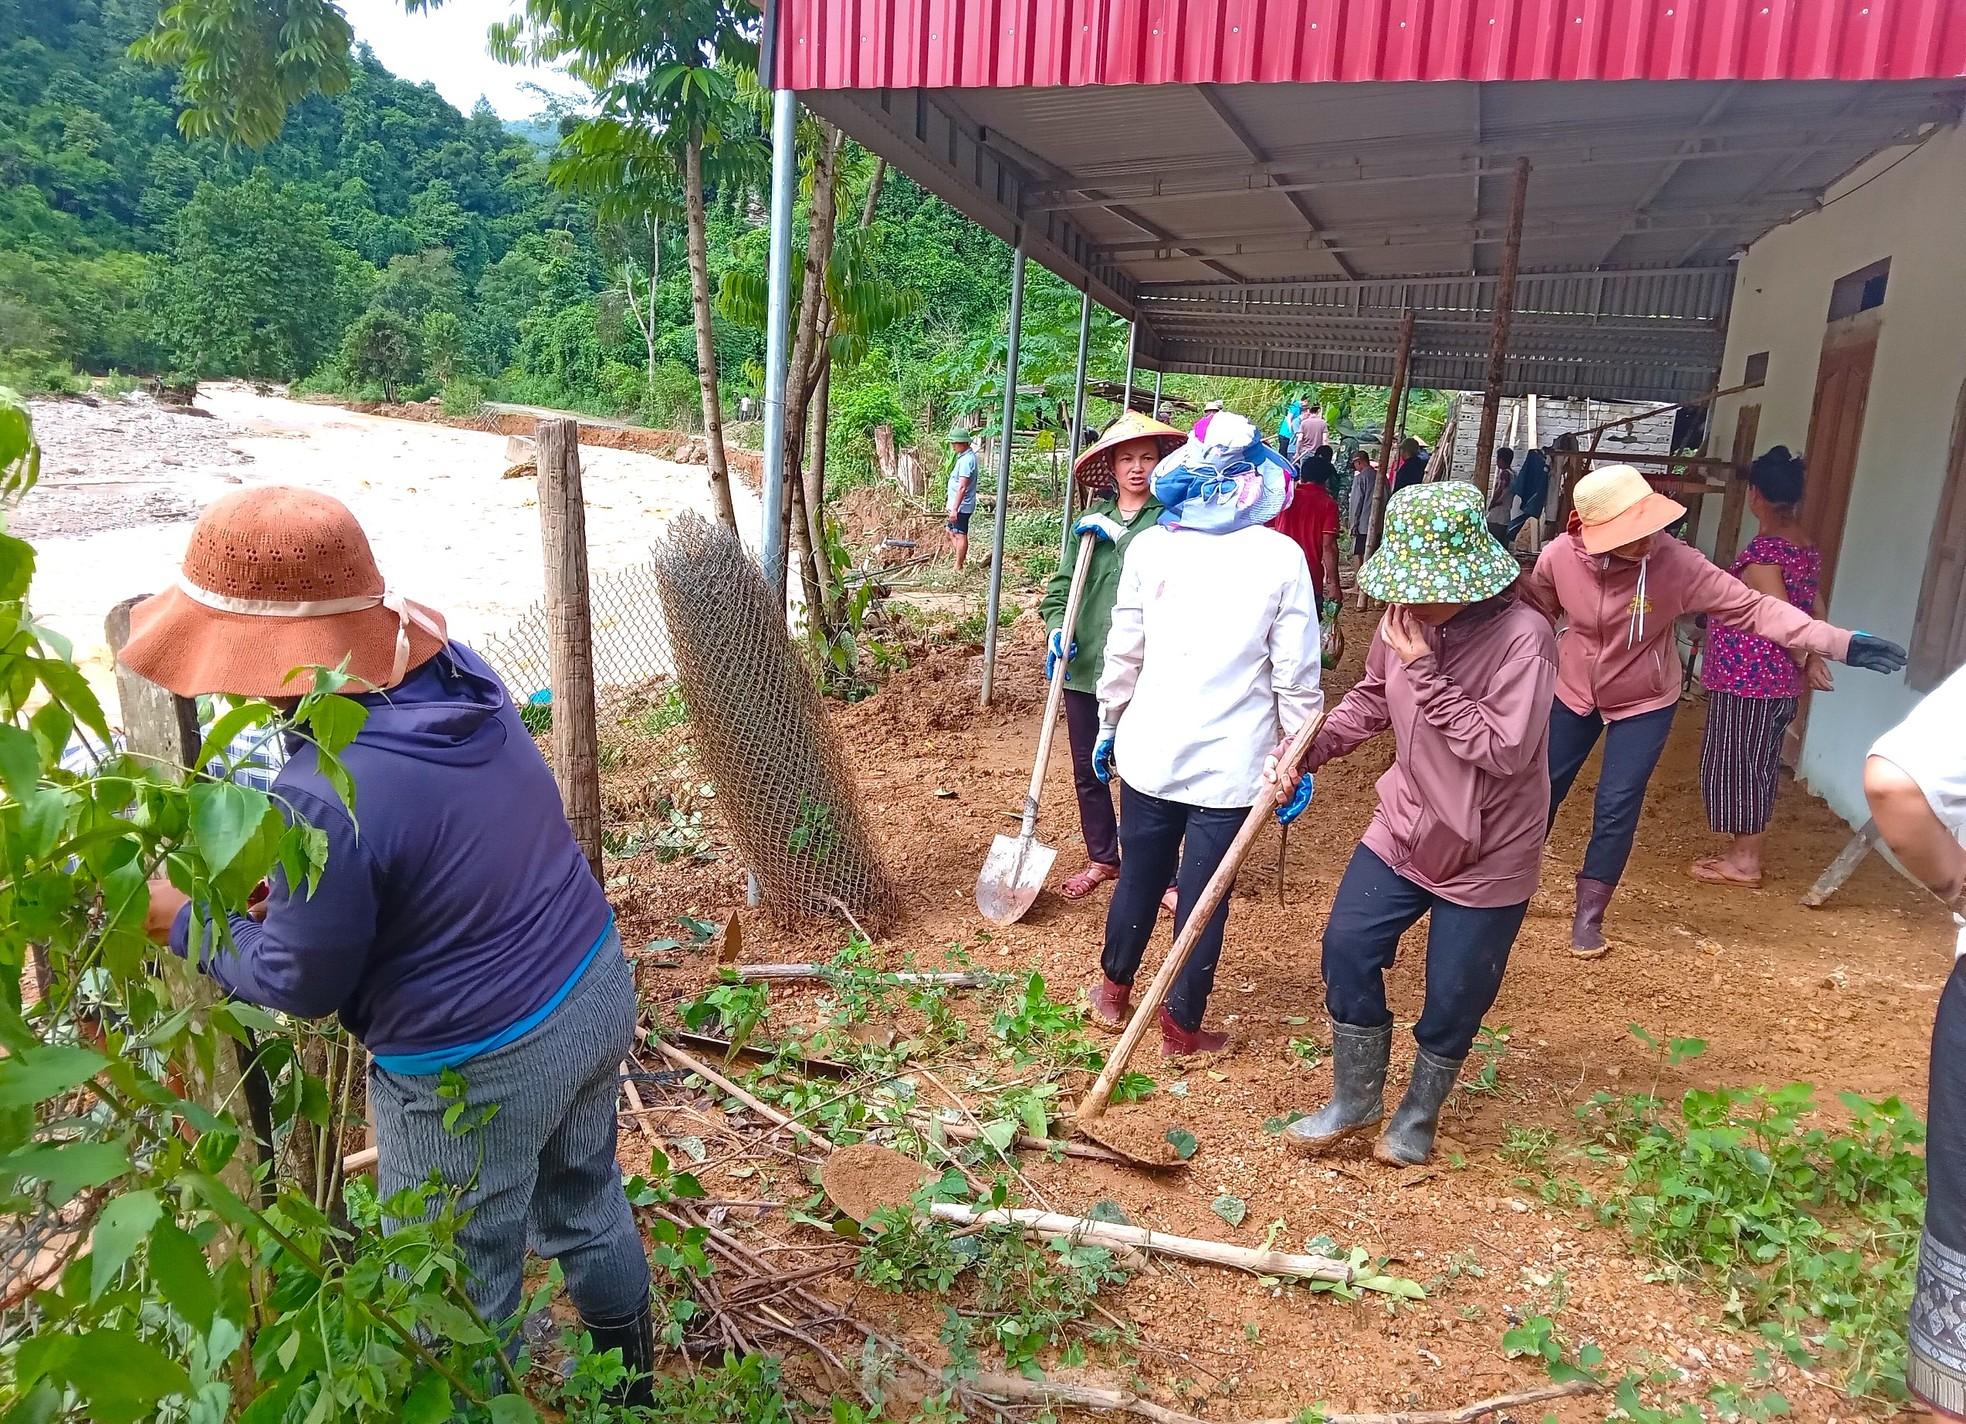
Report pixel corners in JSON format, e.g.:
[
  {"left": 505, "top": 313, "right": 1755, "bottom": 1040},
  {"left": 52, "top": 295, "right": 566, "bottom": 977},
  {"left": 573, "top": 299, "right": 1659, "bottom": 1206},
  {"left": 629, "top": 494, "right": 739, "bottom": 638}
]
[{"left": 975, "top": 832, "right": 1057, "bottom": 925}]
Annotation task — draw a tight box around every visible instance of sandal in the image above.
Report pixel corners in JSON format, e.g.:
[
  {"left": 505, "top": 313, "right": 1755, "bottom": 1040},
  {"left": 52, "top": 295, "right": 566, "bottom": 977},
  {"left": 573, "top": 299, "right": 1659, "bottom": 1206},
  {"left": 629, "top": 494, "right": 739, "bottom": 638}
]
[
  {"left": 1688, "top": 858, "right": 1762, "bottom": 888},
  {"left": 1159, "top": 886, "right": 1179, "bottom": 918},
  {"left": 1059, "top": 862, "right": 1120, "bottom": 901}
]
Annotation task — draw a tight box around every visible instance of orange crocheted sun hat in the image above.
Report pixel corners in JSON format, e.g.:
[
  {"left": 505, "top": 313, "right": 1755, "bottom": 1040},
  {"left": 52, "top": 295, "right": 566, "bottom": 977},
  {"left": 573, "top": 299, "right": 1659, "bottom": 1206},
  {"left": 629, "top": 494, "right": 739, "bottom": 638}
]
[{"left": 119, "top": 486, "right": 447, "bottom": 698}]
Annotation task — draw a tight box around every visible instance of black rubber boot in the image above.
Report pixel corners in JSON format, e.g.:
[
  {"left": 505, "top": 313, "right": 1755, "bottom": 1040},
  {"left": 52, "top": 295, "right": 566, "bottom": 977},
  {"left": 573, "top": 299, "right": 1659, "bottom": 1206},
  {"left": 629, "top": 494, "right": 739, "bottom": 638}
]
[
  {"left": 1373, "top": 1048, "right": 1465, "bottom": 1167},
  {"left": 583, "top": 1302, "right": 656, "bottom": 1408},
  {"left": 1283, "top": 1021, "right": 1390, "bottom": 1155}
]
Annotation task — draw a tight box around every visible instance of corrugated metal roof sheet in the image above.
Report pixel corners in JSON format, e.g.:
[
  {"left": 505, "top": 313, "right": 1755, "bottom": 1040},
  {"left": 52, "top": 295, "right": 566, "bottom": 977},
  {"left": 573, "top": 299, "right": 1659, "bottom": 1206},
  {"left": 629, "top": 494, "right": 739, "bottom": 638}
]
[{"left": 774, "top": 0, "right": 1966, "bottom": 91}]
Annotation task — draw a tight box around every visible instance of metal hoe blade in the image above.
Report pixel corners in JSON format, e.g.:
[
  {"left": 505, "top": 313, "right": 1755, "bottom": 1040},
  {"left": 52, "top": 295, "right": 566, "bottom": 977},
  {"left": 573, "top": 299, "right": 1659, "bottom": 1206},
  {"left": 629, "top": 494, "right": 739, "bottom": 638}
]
[{"left": 975, "top": 831, "right": 1057, "bottom": 926}]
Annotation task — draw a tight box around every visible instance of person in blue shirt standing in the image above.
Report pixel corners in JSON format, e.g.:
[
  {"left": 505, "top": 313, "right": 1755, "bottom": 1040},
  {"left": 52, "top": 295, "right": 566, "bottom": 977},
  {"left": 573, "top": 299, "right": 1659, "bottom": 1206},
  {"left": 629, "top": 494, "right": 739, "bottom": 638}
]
[
  {"left": 131, "top": 486, "right": 655, "bottom": 1402},
  {"left": 945, "top": 423, "right": 981, "bottom": 571}
]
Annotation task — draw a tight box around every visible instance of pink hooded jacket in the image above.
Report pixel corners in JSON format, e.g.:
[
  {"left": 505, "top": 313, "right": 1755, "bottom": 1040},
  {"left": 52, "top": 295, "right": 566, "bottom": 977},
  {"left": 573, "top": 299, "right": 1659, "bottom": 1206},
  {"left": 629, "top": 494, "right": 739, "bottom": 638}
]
[
  {"left": 1307, "top": 592, "right": 1556, "bottom": 907},
  {"left": 1523, "top": 532, "right": 1852, "bottom": 722}
]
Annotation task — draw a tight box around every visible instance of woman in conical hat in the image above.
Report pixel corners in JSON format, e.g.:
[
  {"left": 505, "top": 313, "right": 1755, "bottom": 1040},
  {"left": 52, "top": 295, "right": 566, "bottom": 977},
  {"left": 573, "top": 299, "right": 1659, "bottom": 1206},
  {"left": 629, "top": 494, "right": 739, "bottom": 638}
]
[
  {"left": 1040, "top": 409, "right": 1185, "bottom": 903},
  {"left": 1524, "top": 464, "right": 1907, "bottom": 959}
]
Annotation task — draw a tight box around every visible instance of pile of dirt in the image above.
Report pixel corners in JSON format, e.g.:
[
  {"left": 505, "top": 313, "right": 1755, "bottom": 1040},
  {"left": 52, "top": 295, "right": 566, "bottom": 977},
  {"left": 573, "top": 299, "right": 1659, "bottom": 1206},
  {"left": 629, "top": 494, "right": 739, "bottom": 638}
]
[
  {"left": 1072, "top": 1108, "right": 1188, "bottom": 1168},
  {"left": 819, "top": 1142, "right": 935, "bottom": 1224},
  {"left": 835, "top": 484, "right": 950, "bottom": 562}
]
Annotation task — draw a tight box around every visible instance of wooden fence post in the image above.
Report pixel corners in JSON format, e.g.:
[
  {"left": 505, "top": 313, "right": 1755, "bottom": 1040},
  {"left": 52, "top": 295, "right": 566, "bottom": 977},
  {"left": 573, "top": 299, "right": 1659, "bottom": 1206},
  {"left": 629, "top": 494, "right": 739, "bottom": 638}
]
[
  {"left": 105, "top": 597, "right": 272, "bottom": 1203},
  {"left": 536, "top": 419, "right": 603, "bottom": 882}
]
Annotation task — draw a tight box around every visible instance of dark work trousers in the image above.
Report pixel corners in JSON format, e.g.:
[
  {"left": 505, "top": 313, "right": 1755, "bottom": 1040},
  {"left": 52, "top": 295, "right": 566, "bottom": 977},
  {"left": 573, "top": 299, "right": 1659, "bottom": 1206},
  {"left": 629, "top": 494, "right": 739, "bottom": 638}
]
[
  {"left": 1321, "top": 845, "right": 1528, "bottom": 1061},
  {"left": 1102, "top": 781, "right": 1248, "bottom": 1032},
  {"left": 1061, "top": 689, "right": 1119, "bottom": 866},
  {"left": 1545, "top": 700, "right": 1678, "bottom": 885}
]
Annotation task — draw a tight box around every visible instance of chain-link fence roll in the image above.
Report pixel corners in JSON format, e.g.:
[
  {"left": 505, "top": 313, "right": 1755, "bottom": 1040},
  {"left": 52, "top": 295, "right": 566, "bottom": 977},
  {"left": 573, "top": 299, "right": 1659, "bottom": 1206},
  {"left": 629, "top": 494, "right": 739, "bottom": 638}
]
[{"left": 650, "top": 512, "right": 895, "bottom": 928}]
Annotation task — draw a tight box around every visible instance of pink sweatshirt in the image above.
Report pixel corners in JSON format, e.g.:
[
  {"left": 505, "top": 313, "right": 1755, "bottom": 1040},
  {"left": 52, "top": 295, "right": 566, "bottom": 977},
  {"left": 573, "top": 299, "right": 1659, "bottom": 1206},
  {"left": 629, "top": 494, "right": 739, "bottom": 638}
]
[
  {"left": 1307, "top": 593, "right": 1557, "bottom": 907},
  {"left": 1523, "top": 533, "right": 1853, "bottom": 722}
]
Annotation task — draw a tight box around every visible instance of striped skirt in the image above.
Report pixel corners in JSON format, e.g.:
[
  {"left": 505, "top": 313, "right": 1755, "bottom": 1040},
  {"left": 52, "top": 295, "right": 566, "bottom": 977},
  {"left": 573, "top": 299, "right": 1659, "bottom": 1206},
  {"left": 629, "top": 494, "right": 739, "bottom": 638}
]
[
  {"left": 1912, "top": 962, "right": 1966, "bottom": 1415},
  {"left": 1698, "top": 690, "right": 1798, "bottom": 835}
]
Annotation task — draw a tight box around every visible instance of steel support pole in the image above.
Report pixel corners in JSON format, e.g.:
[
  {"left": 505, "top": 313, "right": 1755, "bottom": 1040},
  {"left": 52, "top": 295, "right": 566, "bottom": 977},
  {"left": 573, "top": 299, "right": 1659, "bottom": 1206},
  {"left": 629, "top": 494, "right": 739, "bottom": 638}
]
[
  {"left": 1121, "top": 320, "right": 1137, "bottom": 413},
  {"left": 1151, "top": 369, "right": 1163, "bottom": 418},
  {"left": 1061, "top": 286, "right": 1093, "bottom": 562},
  {"left": 758, "top": 87, "right": 798, "bottom": 600},
  {"left": 980, "top": 242, "right": 1027, "bottom": 708},
  {"left": 1473, "top": 157, "right": 1532, "bottom": 493}
]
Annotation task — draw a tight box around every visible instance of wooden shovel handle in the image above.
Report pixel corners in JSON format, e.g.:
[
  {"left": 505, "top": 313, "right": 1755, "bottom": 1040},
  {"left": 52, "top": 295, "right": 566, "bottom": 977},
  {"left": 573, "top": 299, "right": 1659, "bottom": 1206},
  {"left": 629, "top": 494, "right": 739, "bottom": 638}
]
[
  {"left": 1017, "top": 532, "right": 1098, "bottom": 839},
  {"left": 1076, "top": 708, "right": 1327, "bottom": 1123}
]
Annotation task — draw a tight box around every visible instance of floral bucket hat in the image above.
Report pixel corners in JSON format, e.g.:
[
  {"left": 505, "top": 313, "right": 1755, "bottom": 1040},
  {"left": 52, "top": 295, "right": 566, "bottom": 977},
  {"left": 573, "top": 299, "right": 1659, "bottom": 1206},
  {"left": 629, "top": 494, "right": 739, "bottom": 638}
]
[
  {"left": 1358, "top": 480, "right": 1520, "bottom": 604},
  {"left": 1150, "top": 412, "right": 1291, "bottom": 535}
]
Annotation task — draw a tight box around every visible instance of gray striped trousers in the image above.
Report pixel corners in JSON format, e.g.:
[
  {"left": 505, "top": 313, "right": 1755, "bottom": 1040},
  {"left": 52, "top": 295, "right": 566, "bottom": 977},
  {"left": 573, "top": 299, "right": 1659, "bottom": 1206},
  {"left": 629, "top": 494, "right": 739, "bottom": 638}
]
[
  {"left": 368, "top": 932, "right": 650, "bottom": 1331},
  {"left": 1699, "top": 690, "right": 1798, "bottom": 836}
]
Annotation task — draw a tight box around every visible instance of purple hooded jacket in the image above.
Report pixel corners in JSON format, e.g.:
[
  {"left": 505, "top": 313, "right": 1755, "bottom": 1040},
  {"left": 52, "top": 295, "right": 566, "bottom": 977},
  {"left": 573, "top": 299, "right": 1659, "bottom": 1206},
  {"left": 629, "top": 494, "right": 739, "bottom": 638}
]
[{"left": 171, "top": 642, "right": 613, "bottom": 1073}]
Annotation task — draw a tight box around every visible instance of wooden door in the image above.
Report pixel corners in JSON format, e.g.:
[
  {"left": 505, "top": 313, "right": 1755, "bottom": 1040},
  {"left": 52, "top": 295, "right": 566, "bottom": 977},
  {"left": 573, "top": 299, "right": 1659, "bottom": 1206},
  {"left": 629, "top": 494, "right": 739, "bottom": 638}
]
[
  {"left": 1801, "top": 316, "right": 1879, "bottom": 610},
  {"left": 1786, "top": 318, "right": 1879, "bottom": 761},
  {"left": 1713, "top": 403, "right": 1759, "bottom": 566}
]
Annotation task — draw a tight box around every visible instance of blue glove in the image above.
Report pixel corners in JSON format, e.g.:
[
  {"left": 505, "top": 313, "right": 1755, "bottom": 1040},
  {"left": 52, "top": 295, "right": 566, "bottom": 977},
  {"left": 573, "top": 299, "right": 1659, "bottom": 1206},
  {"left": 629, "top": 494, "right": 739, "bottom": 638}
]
[
  {"left": 1092, "top": 730, "right": 1117, "bottom": 784},
  {"left": 1074, "top": 513, "right": 1127, "bottom": 544},
  {"left": 1276, "top": 771, "right": 1314, "bottom": 826},
  {"left": 1045, "top": 628, "right": 1077, "bottom": 682},
  {"left": 1846, "top": 631, "right": 1908, "bottom": 674}
]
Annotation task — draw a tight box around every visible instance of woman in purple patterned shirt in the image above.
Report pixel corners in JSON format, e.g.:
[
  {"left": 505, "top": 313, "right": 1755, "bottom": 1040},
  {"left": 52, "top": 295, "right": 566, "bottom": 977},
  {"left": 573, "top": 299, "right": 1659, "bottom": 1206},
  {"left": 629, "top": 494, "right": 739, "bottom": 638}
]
[{"left": 1691, "top": 446, "right": 1833, "bottom": 887}]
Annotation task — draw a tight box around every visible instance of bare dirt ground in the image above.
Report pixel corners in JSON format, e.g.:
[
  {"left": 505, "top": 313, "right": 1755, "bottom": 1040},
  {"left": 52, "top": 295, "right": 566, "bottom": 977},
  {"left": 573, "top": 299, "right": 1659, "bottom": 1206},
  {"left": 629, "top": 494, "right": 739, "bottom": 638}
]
[
  {"left": 603, "top": 600, "right": 1949, "bottom": 1422},
  {"left": 23, "top": 385, "right": 765, "bottom": 706}
]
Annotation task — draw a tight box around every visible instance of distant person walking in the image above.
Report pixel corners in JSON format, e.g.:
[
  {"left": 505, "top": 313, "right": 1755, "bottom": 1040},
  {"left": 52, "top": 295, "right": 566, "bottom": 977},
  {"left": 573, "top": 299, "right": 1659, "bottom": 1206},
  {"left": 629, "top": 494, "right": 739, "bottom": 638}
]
[
  {"left": 1272, "top": 445, "right": 1343, "bottom": 613},
  {"left": 1691, "top": 447, "right": 1829, "bottom": 888},
  {"left": 1347, "top": 449, "right": 1379, "bottom": 558},
  {"left": 945, "top": 424, "right": 980, "bottom": 571},
  {"left": 1292, "top": 402, "right": 1329, "bottom": 462},
  {"left": 1867, "top": 665, "right": 1966, "bottom": 1422},
  {"left": 1391, "top": 436, "right": 1428, "bottom": 493}
]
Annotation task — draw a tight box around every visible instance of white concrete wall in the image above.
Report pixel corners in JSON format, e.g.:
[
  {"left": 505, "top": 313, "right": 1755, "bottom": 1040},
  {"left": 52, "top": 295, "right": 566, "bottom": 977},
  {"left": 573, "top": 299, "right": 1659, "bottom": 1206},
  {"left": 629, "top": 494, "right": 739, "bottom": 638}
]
[{"left": 1701, "top": 124, "right": 1966, "bottom": 827}]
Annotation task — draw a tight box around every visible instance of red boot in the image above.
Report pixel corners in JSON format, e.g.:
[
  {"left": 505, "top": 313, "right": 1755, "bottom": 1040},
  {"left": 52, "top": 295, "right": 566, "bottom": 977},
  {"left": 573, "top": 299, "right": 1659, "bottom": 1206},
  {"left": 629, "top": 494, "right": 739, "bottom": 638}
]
[
  {"left": 1159, "top": 1006, "right": 1229, "bottom": 1058},
  {"left": 1089, "top": 977, "right": 1131, "bottom": 1031}
]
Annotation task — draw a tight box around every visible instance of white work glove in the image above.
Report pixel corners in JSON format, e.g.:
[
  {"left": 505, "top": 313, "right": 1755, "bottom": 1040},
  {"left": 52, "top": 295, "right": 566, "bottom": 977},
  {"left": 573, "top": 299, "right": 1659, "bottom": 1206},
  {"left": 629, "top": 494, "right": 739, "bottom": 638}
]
[{"left": 1074, "top": 513, "right": 1127, "bottom": 545}]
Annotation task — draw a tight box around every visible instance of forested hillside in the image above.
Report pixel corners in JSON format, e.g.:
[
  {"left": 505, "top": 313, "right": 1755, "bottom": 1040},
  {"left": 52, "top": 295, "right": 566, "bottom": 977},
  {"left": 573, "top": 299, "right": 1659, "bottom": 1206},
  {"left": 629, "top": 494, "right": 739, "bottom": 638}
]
[{"left": 0, "top": 0, "right": 1044, "bottom": 440}]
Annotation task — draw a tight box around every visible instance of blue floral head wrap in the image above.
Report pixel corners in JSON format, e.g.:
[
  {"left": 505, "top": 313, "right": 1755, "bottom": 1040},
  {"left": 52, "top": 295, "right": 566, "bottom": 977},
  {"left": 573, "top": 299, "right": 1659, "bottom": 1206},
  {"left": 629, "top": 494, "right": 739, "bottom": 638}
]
[{"left": 1151, "top": 412, "right": 1293, "bottom": 535}]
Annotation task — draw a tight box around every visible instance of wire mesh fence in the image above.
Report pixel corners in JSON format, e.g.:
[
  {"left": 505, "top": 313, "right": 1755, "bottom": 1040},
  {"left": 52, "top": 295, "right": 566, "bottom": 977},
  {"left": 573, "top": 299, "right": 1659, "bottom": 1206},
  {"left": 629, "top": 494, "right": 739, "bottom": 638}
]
[
  {"left": 476, "top": 556, "right": 679, "bottom": 706},
  {"left": 650, "top": 513, "right": 894, "bottom": 929}
]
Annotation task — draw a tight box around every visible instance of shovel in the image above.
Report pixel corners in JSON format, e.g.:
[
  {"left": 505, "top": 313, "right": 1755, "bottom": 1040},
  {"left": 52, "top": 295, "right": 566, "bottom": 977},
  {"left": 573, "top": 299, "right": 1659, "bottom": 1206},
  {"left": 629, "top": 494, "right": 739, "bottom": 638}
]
[
  {"left": 975, "top": 530, "right": 1098, "bottom": 925},
  {"left": 1074, "top": 710, "right": 1327, "bottom": 1136}
]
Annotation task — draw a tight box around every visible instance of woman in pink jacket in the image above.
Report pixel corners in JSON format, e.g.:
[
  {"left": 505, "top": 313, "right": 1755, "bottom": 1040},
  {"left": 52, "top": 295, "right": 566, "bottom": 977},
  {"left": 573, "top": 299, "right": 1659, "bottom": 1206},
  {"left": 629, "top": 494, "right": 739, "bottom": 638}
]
[
  {"left": 1266, "top": 482, "right": 1556, "bottom": 1166},
  {"left": 1525, "top": 465, "right": 1907, "bottom": 958}
]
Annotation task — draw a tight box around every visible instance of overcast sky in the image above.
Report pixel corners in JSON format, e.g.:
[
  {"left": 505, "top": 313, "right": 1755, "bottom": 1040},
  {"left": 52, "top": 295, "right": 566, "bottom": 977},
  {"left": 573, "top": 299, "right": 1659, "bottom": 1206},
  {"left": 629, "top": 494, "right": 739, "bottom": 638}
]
[{"left": 339, "top": 0, "right": 583, "bottom": 120}]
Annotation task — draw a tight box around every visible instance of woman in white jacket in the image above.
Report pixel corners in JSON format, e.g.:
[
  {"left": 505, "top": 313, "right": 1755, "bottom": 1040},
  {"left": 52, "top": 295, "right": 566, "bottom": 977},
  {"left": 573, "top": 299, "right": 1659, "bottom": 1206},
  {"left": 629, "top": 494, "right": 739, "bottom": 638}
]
[{"left": 1087, "top": 414, "right": 1324, "bottom": 1056}]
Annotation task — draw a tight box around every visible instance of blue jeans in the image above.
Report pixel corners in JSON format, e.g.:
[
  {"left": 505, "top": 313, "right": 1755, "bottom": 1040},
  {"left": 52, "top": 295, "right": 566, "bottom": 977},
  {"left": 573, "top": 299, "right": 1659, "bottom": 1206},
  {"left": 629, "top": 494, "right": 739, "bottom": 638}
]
[
  {"left": 1322, "top": 845, "right": 1528, "bottom": 1060},
  {"left": 1546, "top": 700, "right": 1678, "bottom": 884},
  {"left": 1102, "top": 782, "right": 1247, "bottom": 1031}
]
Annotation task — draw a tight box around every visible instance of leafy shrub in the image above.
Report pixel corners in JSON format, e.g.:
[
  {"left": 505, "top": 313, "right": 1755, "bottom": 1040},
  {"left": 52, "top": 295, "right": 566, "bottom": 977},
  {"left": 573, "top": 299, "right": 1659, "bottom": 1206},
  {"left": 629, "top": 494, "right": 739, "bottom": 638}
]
[
  {"left": 439, "top": 374, "right": 487, "bottom": 419},
  {"left": 597, "top": 358, "right": 642, "bottom": 415},
  {"left": 1580, "top": 1029, "right": 1926, "bottom": 1402},
  {"left": 826, "top": 380, "right": 916, "bottom": 491},
  {"left": 640, "top": 361, "right": 699, "bottom": 429}
]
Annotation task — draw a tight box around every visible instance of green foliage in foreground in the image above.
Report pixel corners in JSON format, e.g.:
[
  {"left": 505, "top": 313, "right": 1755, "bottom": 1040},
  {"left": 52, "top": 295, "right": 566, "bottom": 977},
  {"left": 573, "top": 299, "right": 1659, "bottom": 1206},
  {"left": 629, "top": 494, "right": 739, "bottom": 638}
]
[{"left": 1575, "top": 1028, "right": 1926, "bottom": 1403}]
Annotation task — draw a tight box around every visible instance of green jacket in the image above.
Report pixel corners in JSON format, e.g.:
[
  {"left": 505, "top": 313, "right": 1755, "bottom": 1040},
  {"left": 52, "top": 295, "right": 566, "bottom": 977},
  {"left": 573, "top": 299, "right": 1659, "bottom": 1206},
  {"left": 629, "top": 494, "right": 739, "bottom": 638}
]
[{"left": 1039, "top": 495, "right": 1163, "bottom": 695}]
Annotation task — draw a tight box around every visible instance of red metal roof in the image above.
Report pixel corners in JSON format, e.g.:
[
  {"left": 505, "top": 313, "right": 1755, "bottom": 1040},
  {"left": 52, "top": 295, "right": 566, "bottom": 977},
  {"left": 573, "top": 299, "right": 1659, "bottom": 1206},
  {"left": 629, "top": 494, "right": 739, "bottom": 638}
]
[{"left": 772, "top": 0, "right": 1966, "bottom": 90}]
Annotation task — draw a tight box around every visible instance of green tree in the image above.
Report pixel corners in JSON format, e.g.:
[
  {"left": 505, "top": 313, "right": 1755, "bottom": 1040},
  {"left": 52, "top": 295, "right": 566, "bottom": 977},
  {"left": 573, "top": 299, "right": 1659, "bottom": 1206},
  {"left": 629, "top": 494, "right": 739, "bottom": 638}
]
[
  {"left": 152, "top": 173, "right": 353, "bottom": 378},
  {"left": 339, "top": 306, "right": 422, "bottom": 401}
]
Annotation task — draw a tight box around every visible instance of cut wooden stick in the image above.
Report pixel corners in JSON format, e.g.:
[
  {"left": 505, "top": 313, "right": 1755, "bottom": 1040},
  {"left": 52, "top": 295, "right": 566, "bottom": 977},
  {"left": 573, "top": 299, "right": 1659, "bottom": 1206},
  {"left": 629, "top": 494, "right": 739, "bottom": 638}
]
[
  {"left": 907, "top": 1112, "right": 1131, "bottom": 1164},
  {"left": 619, "top": 1058, "right": 654, "bottom": 1140},
  {"left": 342, "top": 1145, "right": 379, "bottom": 1173},
  {"left": 968, "top": 1372, "right": 1600, "bottom": 1424},
  {"left": 925, "top": 1203, "right": 1351, "bottom": 1283},
  {"left": 1801, "top": 817, "right": 1882, "bottom": 908},
  {"left": 1076, "top": 710, "right": 1326, "bottom": 1124},
  {"left": 729, "top": 964, "right": 992, "bottom": 986},
  {"left": 651, "top": 1036, "right": 831, "bottom": 1148}
]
